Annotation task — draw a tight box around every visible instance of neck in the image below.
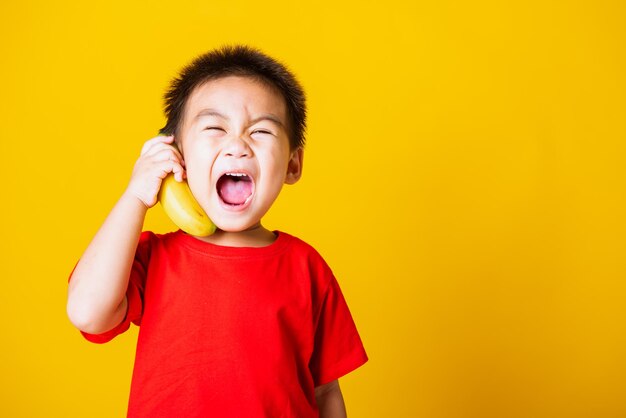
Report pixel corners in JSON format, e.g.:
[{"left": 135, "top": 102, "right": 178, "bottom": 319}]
[{"left": 191, "top": 223, "right": 277, "bottom": 247}]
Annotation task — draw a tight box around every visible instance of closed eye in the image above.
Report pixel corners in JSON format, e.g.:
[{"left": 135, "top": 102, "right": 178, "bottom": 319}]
[
  {"left": 204, "top": 126, "right": 225, "bottom": 132},
  {"left": 252, "top": 129, "right": 273, "bottom": 136}
]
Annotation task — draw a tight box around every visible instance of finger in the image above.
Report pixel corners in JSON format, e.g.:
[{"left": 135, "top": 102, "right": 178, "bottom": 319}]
[
  {"left": 155, "top": 160, "right": 186, "bottom": 182},
  {"left": 171, "top": 161, "right": 186, "bottom": 183},
  {"left": 140, "top": 136, "right": 171, "bottom": 156},
  {"left": 173, "top": 164, "right": 186, "bottom": 182},
  {"left": 144, "top": 142, "right": 183, "bottom": 163},
  {"left": 140, "top": 135, "right": 174, "bottom": 156},
  {"left": 149, "top": 147, "right": 185, "bottom": 165}
]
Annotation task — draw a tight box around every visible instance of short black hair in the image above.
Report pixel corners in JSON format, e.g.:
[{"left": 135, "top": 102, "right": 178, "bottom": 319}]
[{"left": 159, "top": 44, "right": 307, "bottom": 150}]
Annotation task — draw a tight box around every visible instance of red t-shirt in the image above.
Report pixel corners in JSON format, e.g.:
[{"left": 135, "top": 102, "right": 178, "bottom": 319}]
[{"left": 78, "top": 230, "right": 368, "bottom": 417}]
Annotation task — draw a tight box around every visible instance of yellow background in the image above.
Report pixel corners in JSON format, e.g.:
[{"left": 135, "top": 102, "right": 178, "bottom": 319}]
[{"left": 1, "top": 0, "right": 625, "bottom": 417}]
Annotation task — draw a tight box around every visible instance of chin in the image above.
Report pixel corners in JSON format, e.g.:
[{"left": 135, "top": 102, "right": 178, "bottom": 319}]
[{"left": 212, "top": 218, "right": 261, "bottom": 233}]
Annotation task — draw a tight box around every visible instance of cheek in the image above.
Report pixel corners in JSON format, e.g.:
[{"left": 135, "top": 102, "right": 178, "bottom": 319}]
[
  {"left": 184, "top": 140, "right": 216, "bottom": 170},
  {"left": 262, "top": 149, "right": 288, "bottom": 175},
  {"left": 185, "top": 158, "right": 205, "bottom": 180},
  {"left": 186, "top": 169, "right": 211, "bottom": 205},
  {"left": 262, "top": 159, "right": 290, "bottom": 197},
  {"left": 184, "top": 153, "right": 215, "bottom": 199}
]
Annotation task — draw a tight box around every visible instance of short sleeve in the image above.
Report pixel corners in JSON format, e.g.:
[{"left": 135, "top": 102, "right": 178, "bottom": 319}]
[
  {"left": 309, "top": 275, "right": 368, "bottom": 386},
  {"left": 69, "top": 231, "right": 153, "bottom": 344}
]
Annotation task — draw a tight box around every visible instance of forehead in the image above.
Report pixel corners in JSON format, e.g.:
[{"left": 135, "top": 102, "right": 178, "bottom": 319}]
[{"left": 184, "top": 75, "right": 287, "bottom": 122}]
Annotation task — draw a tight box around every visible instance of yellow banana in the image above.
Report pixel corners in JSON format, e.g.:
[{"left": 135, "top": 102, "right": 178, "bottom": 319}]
[{"left": 158, "top": 174, "right": 216, "bottom": 237}]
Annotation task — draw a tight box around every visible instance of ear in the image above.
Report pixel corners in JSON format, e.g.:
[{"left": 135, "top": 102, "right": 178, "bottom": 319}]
[
  {"left": 174, "top": 135, "right": 184, "bottom": 156},
  {"left": 285, "top": 147, "right": 304, "bottom": 185}
]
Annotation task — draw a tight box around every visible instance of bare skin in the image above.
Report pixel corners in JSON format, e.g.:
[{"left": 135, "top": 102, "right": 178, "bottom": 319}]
[
  {"left": 66, "top": 76, "right": 347, "bottom": 417},
  {"left": 316, "top": 380, "right": 348, "bottom": 418}
]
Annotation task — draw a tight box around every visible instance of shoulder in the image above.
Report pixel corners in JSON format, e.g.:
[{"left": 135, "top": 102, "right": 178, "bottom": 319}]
[
  {"left": 278, "top": 231, "right": 328, "bottom": 263},
  {"left": 277, "top": 231, "right": 336, "bottom": 288},
  {"left": 138, "top": 230, "right": 183, "bottom": 242},
  {"left": 136, "top": 230, "right": 183, "bottom": 254}
]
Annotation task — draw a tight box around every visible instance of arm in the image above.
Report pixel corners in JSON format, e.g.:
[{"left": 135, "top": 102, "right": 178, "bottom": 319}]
[
  {"left": 66, "top": 135, "right": 185, "bottom": 335},
  {"left": 315, "top": 380, "right": 347, "bottom": 418}
]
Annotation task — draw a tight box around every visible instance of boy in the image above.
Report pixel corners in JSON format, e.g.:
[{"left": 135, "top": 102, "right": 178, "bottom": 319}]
[{"left": 67, "top": 45, "right": 368, "bottom": 417}]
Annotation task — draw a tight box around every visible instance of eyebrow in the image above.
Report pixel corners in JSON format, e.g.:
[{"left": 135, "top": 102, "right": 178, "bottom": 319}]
[{"left": 194, "top": 108, "right": 285, "bottom": 128}]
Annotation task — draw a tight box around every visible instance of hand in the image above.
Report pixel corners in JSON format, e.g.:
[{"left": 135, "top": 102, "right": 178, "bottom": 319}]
[{"left": 125, "top": 135, "right": 186, "bottom": 208}]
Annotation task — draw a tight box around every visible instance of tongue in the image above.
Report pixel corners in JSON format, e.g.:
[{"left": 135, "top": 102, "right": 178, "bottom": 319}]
[{"left": 219, "top": 177, "right": 252, "bottom": 205}]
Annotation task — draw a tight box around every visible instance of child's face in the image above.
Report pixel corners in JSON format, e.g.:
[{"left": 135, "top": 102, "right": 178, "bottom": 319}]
[{"left": 178, "top": 75, "right": 302, "bottom": 233}]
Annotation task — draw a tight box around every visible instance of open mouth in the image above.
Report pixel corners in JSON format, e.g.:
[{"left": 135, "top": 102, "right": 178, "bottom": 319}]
[{"left": 217, "top": 172, "right": 254, "bottom": 207}]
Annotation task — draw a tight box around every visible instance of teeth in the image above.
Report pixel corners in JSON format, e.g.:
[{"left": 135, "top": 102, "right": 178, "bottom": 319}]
[{"left": 226, "top": 172, "right": 247, "bottom": 177}]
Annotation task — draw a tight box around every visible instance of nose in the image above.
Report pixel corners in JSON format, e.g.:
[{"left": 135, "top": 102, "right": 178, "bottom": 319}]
[{"left": 223, "top": 135, "right": 252, "bottom": 158}]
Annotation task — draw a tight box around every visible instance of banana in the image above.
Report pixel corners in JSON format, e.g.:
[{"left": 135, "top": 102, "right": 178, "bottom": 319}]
[{"left": 158, "top": 174, "right": 217, "bottom": 237}]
